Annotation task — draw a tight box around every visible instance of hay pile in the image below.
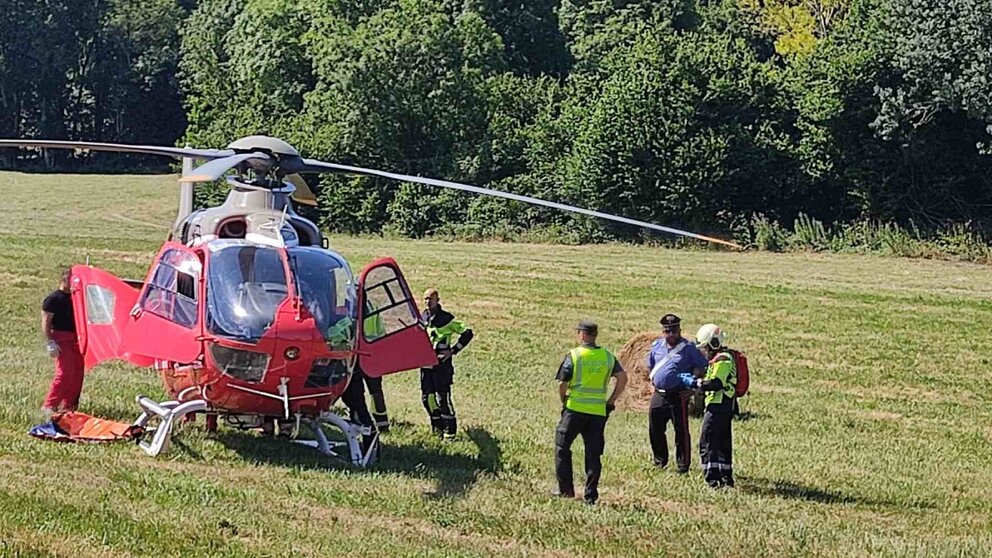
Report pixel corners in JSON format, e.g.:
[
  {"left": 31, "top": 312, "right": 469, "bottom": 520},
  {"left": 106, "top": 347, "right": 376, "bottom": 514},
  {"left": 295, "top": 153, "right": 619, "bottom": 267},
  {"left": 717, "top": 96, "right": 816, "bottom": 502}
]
[
  {"left": 616, "top": 331, "right": 706, "bottom": 416},
  {"left": 616, "top": 332, "right": 660, "bottom": 412}
]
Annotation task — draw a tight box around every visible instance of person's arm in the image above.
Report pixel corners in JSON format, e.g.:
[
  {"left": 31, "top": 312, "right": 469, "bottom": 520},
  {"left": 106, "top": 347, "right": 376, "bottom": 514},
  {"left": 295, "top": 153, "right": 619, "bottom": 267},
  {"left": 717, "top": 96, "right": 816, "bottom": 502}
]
[
  {"left": 696, "top": 376, "right": 723, "bottom": 392},
  {"left": 41, "top": 310, "right": 58, "bottom": 357},
  {"left": 695, "top": 359, "right": 732, "bottom": 391},
  {"left": 556, "top": 354, "right": 573, "bottom": 405},
  {"left": 689, "top": 345, "right": 709, "bottom": 378},
  {"left": 450, "top": 318, "right": 473, "bottom": 354},
  {"left": 607, "top": 370, "right": 628, "bottom": 407},
  {"left": 41, "top": 311, "right": 54, "bottom": 340}
]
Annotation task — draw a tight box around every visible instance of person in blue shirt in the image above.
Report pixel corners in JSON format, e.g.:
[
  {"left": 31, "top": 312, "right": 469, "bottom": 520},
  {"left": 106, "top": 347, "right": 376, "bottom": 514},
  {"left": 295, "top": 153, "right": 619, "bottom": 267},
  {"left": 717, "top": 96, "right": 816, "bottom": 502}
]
[{"left": 646, "top": 314, "right": 708, "bottom": 472}]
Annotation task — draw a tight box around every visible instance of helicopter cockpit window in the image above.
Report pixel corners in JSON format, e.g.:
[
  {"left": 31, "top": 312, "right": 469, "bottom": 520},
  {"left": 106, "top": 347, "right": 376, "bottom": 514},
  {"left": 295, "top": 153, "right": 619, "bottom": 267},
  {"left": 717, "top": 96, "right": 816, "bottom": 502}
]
[
  {"left": 141, "top": 248, "right": 201, "bottom": 328},
  {"left": 206, "top": 242, "right": 288, "bottom": 342},
  {"left": 288, "top": 247, "right": 357, "bottom": 350},
  {"left": 361, "top": 266, "right": 418, "bottom": 342}
]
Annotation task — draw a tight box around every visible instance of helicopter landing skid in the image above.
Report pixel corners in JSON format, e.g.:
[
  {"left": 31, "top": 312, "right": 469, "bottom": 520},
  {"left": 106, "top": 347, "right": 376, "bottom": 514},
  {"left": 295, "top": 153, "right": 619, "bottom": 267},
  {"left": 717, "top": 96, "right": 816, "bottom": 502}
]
[
  {"left": 292, "top": 412, "right": 379, "bottom": 467},
  {"left": 133, "top": 395, "right": 208, "bottom": 456}
]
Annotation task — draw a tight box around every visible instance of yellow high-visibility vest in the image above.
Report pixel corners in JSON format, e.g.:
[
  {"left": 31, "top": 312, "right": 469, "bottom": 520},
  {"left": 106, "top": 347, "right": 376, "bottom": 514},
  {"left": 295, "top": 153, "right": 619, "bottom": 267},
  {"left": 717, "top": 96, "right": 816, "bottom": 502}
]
[{"left": 565, "top": 346, "right": 615, "bottom": 417}]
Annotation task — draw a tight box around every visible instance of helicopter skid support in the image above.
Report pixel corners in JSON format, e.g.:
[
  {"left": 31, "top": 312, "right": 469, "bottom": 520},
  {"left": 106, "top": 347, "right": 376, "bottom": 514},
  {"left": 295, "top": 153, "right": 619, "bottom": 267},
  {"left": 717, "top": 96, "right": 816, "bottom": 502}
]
[
  {"left": 293, "top": 412, "right": 378, "bottom": 467},
  {"left": 133, "top": 396, "right": 208, "bottom": 456}
]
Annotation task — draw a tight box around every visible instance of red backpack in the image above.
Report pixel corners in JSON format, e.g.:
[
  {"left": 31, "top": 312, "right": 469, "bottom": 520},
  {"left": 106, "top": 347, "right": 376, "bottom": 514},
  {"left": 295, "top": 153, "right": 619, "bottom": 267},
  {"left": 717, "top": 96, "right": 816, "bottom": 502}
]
[{"left": 727, "top": 349, "right": 749, "bottom": 398}]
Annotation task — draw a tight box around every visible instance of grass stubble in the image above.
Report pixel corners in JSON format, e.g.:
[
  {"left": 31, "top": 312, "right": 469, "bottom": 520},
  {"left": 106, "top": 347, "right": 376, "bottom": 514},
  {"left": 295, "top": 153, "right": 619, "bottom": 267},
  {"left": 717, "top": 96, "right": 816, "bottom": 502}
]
[{"left": 0, "top": 172, "right": 989, "bottom": 557}]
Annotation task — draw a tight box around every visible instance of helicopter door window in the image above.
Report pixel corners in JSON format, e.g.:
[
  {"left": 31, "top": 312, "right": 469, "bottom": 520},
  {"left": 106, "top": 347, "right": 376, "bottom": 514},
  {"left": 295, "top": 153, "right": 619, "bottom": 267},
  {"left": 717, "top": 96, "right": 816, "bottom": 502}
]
[
  {"left": 84, "top": 285, "right": 115, "bottom": 325},
  {"left": 140, "top": 248, "right": 200, "bottom": 329},
  {"left": 361, "top": 266, "right": 418, "bottom": 342}
]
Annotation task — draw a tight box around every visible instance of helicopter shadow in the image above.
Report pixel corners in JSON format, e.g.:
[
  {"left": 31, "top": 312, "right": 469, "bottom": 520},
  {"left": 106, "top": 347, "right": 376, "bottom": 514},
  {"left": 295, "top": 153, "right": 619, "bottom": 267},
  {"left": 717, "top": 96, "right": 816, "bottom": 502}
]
[{"left": 213, "top": 426, "right": 503, "bottom": 499}]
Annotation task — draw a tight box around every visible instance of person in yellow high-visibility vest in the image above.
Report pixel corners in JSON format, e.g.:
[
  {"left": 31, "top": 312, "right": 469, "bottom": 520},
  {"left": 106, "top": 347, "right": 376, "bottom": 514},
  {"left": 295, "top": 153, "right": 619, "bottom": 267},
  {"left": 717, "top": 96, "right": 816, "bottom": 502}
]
[
  {"left": 690, "top": 323, "right": 738, "bottom": 488},
  {"left": 553, "top": 320, "right": 628, "bottom": 505},
  {"left": 421, "top": 288, "right": 473, "bottom": 439}
]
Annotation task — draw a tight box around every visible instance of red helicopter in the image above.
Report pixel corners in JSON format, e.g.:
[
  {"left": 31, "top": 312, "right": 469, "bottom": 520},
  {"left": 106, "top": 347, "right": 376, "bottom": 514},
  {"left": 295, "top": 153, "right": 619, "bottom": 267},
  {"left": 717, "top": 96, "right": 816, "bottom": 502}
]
[{"left": 0, "top": 136, "right": 737, "bottom": 465}]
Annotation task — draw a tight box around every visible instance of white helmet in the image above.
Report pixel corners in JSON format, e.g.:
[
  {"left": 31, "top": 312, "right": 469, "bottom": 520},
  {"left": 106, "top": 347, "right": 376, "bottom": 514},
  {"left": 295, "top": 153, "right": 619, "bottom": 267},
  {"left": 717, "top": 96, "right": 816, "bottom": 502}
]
[{"left": 695, "top": 323, "right": 726, "bottom": 350}]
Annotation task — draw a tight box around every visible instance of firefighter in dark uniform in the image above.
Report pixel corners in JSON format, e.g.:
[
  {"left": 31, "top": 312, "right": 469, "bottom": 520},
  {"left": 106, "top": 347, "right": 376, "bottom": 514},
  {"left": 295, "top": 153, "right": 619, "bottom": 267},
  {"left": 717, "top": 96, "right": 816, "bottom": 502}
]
[
  {"left": 421, "top": 288, "right": 473, "bottom": 439},
  {"left": 553, "top": 320, "right": 628, "bottom": 505},
  {"left": 690, "top": 323, "right": 737, "bottom": 488}
]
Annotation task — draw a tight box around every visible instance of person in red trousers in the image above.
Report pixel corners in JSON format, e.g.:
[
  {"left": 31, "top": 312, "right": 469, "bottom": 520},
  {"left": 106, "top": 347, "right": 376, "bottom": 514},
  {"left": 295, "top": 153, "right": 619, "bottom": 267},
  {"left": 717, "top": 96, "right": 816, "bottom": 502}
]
[{"left": 41, "top": 269, "right": 85, "bottom": 413}]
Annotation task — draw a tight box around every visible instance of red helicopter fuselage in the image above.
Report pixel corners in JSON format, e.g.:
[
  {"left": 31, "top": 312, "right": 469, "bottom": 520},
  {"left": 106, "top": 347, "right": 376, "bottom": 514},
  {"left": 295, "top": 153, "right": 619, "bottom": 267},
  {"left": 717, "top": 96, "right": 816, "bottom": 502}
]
[{"left": 70, "top": 238, "right": 436, "bottom": 422}]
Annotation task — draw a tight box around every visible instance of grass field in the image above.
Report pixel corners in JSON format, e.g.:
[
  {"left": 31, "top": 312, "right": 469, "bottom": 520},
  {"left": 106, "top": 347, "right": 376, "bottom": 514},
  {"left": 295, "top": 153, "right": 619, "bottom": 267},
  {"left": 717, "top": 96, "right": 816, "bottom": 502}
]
[{"left": 1, "top": 171, "right": 991, "bottom": 557}]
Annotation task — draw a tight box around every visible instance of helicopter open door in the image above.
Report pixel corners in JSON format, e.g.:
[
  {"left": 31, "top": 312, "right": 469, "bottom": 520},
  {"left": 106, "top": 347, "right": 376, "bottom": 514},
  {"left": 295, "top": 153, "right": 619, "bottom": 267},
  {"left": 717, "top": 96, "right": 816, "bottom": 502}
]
[
  {"left": 69, "top": 265, "right": 154, "bottom": 370},
  {"left": 356, "top": 258, "right": 437, "bottom": 378},
  {"left": 119, "top": 242, "right": 203, "bottom": 364}
]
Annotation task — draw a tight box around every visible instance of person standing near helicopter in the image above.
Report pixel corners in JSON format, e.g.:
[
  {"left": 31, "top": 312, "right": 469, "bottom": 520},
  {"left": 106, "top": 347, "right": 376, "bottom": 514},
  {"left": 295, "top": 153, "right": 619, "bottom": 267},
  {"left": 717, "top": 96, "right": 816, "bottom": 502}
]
[
  {"left": 421, "top": 288, "right": 473, "bottom": 439},
  {"left": 41, "top": 268, "right": 85, "bottom": 413}
]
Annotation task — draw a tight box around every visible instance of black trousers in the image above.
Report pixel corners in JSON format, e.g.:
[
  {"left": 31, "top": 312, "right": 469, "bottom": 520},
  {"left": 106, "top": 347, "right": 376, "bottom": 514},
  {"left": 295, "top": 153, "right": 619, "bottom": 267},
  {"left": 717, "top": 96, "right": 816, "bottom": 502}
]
[
  {"left": 649, "top": 391, "right": 692, "bottom": 471},
  {"left": 363, "top": 372, "right": 389, "bottom": 430},
  {"left": 555, "top": 409, "right": 607, "bottom": 503},
  {"left": 421, "top": 361, "right": 456, "bottom": 435},
  {"left": 340, "top": 372, "right": 376, "bottom": 451},
  {"left": 700, "top": 407, "right": 734, "bottom": 487}
]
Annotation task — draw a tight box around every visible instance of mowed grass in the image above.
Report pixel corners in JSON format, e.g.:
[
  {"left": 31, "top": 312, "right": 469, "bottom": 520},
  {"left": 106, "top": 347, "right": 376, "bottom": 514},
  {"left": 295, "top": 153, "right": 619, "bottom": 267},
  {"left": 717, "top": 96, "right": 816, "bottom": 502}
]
[{"left": 0, "top": 171, "right": 990, "bottom": 557}]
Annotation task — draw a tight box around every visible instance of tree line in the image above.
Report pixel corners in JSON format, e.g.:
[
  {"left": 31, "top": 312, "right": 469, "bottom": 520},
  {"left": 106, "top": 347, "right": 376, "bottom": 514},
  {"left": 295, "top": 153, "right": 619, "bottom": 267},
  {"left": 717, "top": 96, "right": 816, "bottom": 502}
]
[{"left": 2, "top": 0, "right": 991, "bottom": 245}]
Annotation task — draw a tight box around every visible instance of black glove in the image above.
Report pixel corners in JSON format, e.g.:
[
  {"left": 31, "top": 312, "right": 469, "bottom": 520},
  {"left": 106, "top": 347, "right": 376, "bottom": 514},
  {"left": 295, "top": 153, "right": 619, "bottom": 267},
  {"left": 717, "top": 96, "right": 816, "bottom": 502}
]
[{"left": 606, "top": 403, "right": 616, "bottom": 416}]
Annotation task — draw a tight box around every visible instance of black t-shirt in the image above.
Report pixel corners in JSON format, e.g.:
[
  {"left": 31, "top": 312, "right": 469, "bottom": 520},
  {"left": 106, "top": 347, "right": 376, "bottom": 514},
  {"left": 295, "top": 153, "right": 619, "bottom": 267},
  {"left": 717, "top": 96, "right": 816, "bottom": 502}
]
[{"left": 42, "top": 290, "right": 76, "bottom": 333}]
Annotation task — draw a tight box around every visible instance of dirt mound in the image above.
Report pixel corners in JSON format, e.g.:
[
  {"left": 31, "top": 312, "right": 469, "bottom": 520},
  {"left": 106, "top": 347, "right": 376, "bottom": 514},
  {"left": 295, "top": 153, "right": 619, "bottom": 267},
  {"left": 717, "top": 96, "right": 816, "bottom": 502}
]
[{"left": 616, "top": 332, "right": 660, "bottom": 412}]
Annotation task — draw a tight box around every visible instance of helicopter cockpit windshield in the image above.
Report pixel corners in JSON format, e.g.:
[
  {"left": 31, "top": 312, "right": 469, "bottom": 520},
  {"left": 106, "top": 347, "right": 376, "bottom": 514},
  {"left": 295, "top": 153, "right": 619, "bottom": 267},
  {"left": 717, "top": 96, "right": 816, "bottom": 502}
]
[
  {"left": 287, "top": 247, "right": 357, "bottom": 350},
  {"left": 206, "top": 241, "right": 288, "bottom": 342}
]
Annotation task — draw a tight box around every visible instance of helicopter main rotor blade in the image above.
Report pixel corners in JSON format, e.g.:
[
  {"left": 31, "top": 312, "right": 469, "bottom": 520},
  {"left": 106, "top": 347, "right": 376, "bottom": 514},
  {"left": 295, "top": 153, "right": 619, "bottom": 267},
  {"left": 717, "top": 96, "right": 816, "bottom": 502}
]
[
  {"left": 287, "top": 158, "right": 741, "bottom": 248},
  {"left": 0, "top": 139, "right": 233, "bottom": 160},
  {"left": 284, "top": 173, "right": 318, "bottom": 206},
  {"left": 181, "top": 152, "right": 272, "bottom": 183}
]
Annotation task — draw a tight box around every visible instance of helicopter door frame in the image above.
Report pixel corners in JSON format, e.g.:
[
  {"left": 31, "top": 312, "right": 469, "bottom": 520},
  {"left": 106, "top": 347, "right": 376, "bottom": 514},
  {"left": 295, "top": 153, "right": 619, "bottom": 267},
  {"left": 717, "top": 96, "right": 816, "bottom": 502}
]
[
  {"left": 120, "top": 242, "right": 204, "bottom": 364},
  {"left": 355, "top": 258, "right": 437, "bottom": 378},
  {"left": 68, "top": 264, "right": 155, "bottom": 370}
]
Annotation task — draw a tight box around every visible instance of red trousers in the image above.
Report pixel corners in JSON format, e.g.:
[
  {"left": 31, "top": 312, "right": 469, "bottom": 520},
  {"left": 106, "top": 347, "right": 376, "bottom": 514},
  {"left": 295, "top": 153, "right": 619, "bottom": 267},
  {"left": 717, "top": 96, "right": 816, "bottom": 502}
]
[{"left": 43, "top": 331, "right": 85, "bottom": 412}]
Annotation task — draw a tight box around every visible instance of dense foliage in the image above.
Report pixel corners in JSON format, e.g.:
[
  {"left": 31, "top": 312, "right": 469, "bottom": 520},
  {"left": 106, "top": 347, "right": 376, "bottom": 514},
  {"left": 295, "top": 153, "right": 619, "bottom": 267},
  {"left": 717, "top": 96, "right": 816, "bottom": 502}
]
[{"left": 2, "top": 0, "right": 991, "bottom": 244}]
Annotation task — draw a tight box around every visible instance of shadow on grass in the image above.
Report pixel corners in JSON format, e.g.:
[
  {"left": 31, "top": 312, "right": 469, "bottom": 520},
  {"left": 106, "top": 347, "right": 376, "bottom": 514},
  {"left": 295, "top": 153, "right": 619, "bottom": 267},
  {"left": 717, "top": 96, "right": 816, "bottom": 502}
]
[
  {"left": 734, "top": 410, "right": 761, "bottom": 422},
  {"left": 739, "top": 477, "right": 934, "bottom": 509},
  {"left": 212, "top": 425, "right": 503, "bottom": 499}
]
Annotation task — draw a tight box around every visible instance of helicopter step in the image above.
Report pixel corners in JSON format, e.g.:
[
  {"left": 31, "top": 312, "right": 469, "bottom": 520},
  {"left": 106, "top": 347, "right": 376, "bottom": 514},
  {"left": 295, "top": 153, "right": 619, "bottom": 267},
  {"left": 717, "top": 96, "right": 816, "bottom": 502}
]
[{"left": 133, "top": 395, "right": 208, "bottom": 456}]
